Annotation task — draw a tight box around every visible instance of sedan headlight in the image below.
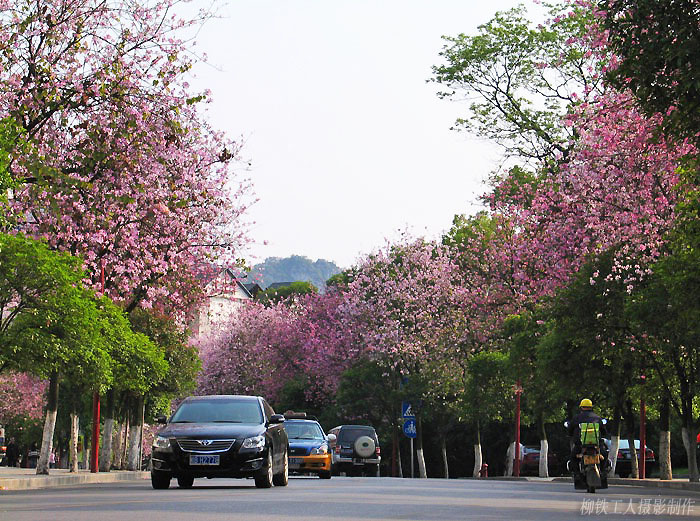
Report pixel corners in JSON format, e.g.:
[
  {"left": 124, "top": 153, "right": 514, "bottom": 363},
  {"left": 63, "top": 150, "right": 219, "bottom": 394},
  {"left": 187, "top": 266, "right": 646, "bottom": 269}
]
[
  {"left": 242, "top": 435, "right": 265, "bottom": 449},
  {"left": 311, "top": 444, "right": 329, "bottom": 455},
  {"left": 153, "top": 435, "right": 172, "bottom": 452}
]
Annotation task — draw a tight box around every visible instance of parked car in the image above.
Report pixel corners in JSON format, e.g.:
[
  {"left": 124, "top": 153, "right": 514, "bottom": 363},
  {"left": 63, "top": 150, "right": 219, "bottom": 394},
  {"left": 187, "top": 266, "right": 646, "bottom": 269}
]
[
  {"left": 327, "top": 425, "right": 380, "bottom": 477},
  {"left": 520, "top": 445, "right": 562, "bottom": 476},
  {"left": 604, "top": 438, "right": 655, "bottom": 478},
  {"left": 150, "top": 395, "right": 289, "bottom": 489},
  {"left": 283, "top": 412, "right": 335, "bottom": 479}
]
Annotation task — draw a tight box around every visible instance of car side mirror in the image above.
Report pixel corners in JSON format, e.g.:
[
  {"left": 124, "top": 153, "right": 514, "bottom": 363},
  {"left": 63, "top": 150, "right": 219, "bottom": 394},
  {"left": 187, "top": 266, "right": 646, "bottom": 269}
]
[
  {"left": 327, "top": 433, "right": 337, "bottom": 443},
  {"left": 156, "top": 414, "right": 167, "bottom": 425},
  {"left": 269, "top": 414, "right": 285, "bottom": 424}
]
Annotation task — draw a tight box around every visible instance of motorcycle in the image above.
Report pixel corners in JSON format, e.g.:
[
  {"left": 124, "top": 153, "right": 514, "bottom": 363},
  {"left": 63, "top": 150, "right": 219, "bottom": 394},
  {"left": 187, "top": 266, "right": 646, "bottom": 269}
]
[{"left": 564, "top": 419, "right": 609, "bottom": 493}]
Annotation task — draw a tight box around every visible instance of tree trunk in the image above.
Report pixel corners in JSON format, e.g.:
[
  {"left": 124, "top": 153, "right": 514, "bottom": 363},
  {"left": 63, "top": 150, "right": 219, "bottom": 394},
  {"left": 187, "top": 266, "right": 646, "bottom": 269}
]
[
  {"left": 658, "top": 398, "right": 672, "bottom": 480},
  {"left": 682, "top": 423, "right": 699, "bottom": 482},
  {"left": 118, "top": 405, "right": 131, "bottom": 470},
  {"left": 69, "top": 412, "right": 79, "bottom": 473},
  {"left": 624, "top": 400, "right": 638, "bottom": 478},
  {"left": 505, "top": 442, "right": 515, "bottom": 476},
  {"left": 113, "top": 422, "right": 123, "bottom": 470},
  {"left": 538, "top": 414, "right": 548, "bottom": 478},
  {"left": 608, "top": 406, "right": 621, "bottom": 478},
  {"left": 416, "top": 416, "right": 427, "bottom": 478},
  {"left": 127, "top": 395, "right": 144, "bottom": 471},
  {"left": 440, "top": 436, "right": 449, "bottom": 479},
  {"left": 99, "top": 389, "right": 115, "bottom": 472},
  {"left": 396, "top": 435, "right": 403, "bottom": 478},
  {"left": 472, "top": 420, "right": 482, "bottom": 478},
  {"left": 36, "top": 372, "right": 59, "bottom": 475}
]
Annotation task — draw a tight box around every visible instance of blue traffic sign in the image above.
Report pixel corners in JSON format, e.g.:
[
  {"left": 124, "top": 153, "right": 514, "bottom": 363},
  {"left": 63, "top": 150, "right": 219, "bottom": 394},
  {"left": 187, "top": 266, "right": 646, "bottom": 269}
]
[
  {"left": 401, "top": 401, "right": 415, "bottom": 419},
  {"left": 403, "top": 419, "right": 417, "bottom": 438}
]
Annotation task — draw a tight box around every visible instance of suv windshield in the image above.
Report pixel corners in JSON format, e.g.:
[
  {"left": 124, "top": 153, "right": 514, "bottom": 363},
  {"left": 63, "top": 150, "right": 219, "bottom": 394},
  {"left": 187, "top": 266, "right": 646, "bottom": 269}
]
[
  {"left": 171, "top": 399, "right": 263, "bottom": 424},
  {"left": 286, "top": 422, "right": 324, "bottom": 440},
  {"left": 338, "top": 427, "right": 376, "bottom": 443}
]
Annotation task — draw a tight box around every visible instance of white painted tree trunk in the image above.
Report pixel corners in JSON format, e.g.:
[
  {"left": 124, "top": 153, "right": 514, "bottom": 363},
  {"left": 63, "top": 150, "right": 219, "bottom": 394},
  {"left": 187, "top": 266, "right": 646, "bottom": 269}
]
[
  {"left": 127, "top": 424, "right": 141, "bottom": 471},
  {"left": 539, "top": 439, "right": 549, "bottom": 478},
  {"left": 99, "top": 417, "right": 114, "bottom": 472},
  {"left": 441, "top": 438, "right": 449, "bottom": 479},
  {"left": 608, "top": 435, "right": 620, "bottom": 478},
  {"left": 416, "top": 448, "right": 427, "bottom": 478},
  {"left": 681, "top": 427, "right": 690, "bottom": 458},
  {"left": 473, "top": 444, "right": 482, "bottom": 478},
  {"left": 36, "top": 408, "right": 57, "bottom": 475},
  {"left": 681, "top": 427, "right": 699, "bottom": 481},
  {"left": 69, "top": 414, "right": 79, "bottom": 473},
  {"left": 36, "top": 374, "right": 59, "bottom": 475},
  {"left": 659, "top": 430, "right": 672, "bottom": 480},
  {"left": 505, "top": 442, "right": 514, "bottom": 476}
]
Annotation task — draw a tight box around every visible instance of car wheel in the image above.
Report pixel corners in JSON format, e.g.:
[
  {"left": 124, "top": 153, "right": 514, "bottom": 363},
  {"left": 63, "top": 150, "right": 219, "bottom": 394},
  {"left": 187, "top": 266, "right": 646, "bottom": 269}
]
[
  {"left": 319, "top": 470, "right": 331, "bottom": 479},
  {"left": 273, "top": 449, "right": 289, "bottom": 486},
  {"left": 177, "top": 475, "right": 194, "bottom": 488},
  {"left": 255, "top": 451, "right": 274, "bottom": 488},
  {"left": 151, "top": 471, "right": 171, "bottom": 489}
]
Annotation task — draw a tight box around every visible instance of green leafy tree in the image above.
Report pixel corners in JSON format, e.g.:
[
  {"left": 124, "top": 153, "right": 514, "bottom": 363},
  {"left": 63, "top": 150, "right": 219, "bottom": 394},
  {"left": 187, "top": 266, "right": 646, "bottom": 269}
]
[
  {"left": 257, "top": 281, "right": 318, "bottom": 307},
  {"left": 431, "top": 2, "right": 602, "bottom": 166}
]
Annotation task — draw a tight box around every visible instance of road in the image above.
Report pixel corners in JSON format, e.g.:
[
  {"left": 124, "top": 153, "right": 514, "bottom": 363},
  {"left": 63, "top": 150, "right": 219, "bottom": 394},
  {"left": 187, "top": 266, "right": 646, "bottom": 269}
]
[{"left": 1, "top": 476, "right": 698, "bottom": 521}]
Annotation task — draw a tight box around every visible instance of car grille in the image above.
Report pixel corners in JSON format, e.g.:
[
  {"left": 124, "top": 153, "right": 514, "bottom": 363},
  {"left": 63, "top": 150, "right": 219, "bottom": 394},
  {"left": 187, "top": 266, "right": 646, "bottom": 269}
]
[
  {"left": 289, "top": 447, "right": 309, "bottom": 456},
  {"left": 176, "top": 439, "right": 235, "bottom": 453}
]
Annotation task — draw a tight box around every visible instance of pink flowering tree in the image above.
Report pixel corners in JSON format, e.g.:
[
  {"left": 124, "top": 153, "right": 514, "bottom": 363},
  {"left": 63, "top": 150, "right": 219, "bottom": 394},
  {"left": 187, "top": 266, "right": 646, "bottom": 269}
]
[{"left": 1, "top": 0, "right": 252, "bottom": 314}]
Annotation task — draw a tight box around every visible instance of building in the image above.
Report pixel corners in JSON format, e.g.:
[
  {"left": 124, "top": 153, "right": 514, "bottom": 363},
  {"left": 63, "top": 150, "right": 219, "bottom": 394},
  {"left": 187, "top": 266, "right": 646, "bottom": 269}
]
[{"left": 189, "top": 267, "right": 262, "bottom": 336}]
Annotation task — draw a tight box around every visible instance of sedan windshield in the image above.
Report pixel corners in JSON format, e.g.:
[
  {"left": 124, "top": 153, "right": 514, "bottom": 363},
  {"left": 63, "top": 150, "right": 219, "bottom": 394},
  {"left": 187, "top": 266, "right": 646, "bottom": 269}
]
[
  {"left": 171, "top": 399, "right": 263, "bottom": 424},
  {"left": 286, "top": 422, "right": 325, "bottom": 440}
]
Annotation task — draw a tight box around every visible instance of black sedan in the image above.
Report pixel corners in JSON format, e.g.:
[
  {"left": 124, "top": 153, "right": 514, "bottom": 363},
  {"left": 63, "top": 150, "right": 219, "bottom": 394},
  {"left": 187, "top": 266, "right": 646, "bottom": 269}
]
[{"left": 150, "top": 395, "right": 289, "bottom": 489}]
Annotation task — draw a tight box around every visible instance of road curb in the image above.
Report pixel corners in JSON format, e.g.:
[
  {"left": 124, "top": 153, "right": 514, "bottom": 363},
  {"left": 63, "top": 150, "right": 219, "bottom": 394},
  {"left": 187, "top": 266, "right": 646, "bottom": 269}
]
[
  {"left": 471, "top": 475, "right": 700, "bottom": 492},
  {"left": 0, "top": 471, "right": 149, "bottom": 491}
]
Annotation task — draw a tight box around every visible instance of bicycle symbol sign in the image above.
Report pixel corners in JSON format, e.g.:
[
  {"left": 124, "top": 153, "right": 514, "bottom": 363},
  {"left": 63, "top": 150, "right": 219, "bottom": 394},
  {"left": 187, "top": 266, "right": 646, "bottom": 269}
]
[{"left": 403, "top": 419, "right": 417, "bottom": 438}]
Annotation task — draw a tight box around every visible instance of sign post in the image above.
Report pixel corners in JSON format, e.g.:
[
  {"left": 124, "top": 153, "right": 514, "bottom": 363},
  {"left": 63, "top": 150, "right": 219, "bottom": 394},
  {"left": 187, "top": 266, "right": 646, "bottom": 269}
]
[{"left": 402, "top": 402, "right": 416, "bottom": 478}]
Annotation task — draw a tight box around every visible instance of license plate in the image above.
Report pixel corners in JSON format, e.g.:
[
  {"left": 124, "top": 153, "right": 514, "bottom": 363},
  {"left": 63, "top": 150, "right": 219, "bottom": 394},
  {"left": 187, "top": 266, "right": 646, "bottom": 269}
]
[
  {"left": 354, "top": 459, "right": 365, "bottom": 465},
  {"left": 583, "top": 455, "right": 598, "bottom": 465},
  {"left": 289, "top": 458, "right": 303, "bottom": 465},
  {"left": 190, "top": 454, "right": 219, "bottom": 466}
]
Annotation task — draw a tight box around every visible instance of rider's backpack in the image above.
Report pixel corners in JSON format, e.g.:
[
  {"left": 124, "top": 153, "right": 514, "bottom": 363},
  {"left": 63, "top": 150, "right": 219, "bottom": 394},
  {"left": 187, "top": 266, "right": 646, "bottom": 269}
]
[{"left": 580, "top": 422, "right": 600, "bottom": 446}]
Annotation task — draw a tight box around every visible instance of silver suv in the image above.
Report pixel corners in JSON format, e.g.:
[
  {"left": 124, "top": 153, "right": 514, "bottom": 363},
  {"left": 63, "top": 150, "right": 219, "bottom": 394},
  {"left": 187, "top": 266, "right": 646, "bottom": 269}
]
[{"left": 328, "top": 425, "right": 380, "bottom": 476}]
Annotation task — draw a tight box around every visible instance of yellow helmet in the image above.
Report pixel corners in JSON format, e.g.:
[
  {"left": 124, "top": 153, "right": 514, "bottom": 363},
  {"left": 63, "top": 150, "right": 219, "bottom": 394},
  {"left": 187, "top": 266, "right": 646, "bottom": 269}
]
[{"left": 579, "top": 398, "right": 593, "bottom": 408}]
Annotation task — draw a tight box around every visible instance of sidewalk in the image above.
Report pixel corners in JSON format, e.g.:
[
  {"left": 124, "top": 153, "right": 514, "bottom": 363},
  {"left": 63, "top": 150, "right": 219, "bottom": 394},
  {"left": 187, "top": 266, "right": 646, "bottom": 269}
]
[
  {"left": 0, "top": 466, "right": 149, "bottom": 491},
  {"left": 477, "top": 475, "right": 700, "bottom": 492}
]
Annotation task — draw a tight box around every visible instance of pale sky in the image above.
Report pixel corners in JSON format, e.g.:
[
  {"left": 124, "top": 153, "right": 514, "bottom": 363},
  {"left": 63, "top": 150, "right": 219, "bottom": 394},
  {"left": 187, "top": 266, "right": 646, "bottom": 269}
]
[{"left": 188, "top": 0, "right": 530, "bottom": 268}]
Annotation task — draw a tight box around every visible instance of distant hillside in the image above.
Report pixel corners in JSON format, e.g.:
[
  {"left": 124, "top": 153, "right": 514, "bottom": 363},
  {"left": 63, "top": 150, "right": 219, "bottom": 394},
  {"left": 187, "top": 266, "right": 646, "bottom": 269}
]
[{"left": 251, "top": 255, "right": 342, "bottom": 291}]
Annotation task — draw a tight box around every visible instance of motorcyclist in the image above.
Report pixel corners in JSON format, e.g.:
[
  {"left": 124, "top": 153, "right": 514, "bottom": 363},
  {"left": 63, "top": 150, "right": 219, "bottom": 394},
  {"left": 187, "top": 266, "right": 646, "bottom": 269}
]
[{"left": 567, "top": 399, "right": 610, "bottom": 476}]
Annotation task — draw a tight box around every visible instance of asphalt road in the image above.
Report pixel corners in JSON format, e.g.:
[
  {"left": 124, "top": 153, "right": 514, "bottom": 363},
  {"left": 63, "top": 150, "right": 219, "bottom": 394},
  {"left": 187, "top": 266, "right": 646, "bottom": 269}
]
[{"left": 1, "top": 476, "right": 699, "bottom": 521}]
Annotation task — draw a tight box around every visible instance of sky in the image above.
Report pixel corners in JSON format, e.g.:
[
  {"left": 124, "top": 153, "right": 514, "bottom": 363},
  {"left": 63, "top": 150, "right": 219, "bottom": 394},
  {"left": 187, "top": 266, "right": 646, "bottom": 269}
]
[{"left": 186, "top": 0, "right": 530, "bottom": 268}]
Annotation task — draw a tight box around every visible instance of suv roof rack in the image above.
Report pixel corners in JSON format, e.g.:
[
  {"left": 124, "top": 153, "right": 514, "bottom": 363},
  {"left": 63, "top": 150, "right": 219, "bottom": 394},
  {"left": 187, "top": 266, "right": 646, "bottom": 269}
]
[{"left": 283, "top": 411, "right": 318, "bottom": 421}]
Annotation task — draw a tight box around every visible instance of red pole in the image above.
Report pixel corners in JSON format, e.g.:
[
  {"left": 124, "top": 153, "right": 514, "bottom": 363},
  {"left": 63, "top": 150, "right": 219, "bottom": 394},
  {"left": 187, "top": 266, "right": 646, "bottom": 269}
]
[
  {"left": 514, "top": 381, "right": 522, "bottom": 477},
  {"left": 90, "top": 260, "right": 105, "bottom": 473},
  {"left": 640, "top": 397, "right": 646, "bottom": 479}
]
